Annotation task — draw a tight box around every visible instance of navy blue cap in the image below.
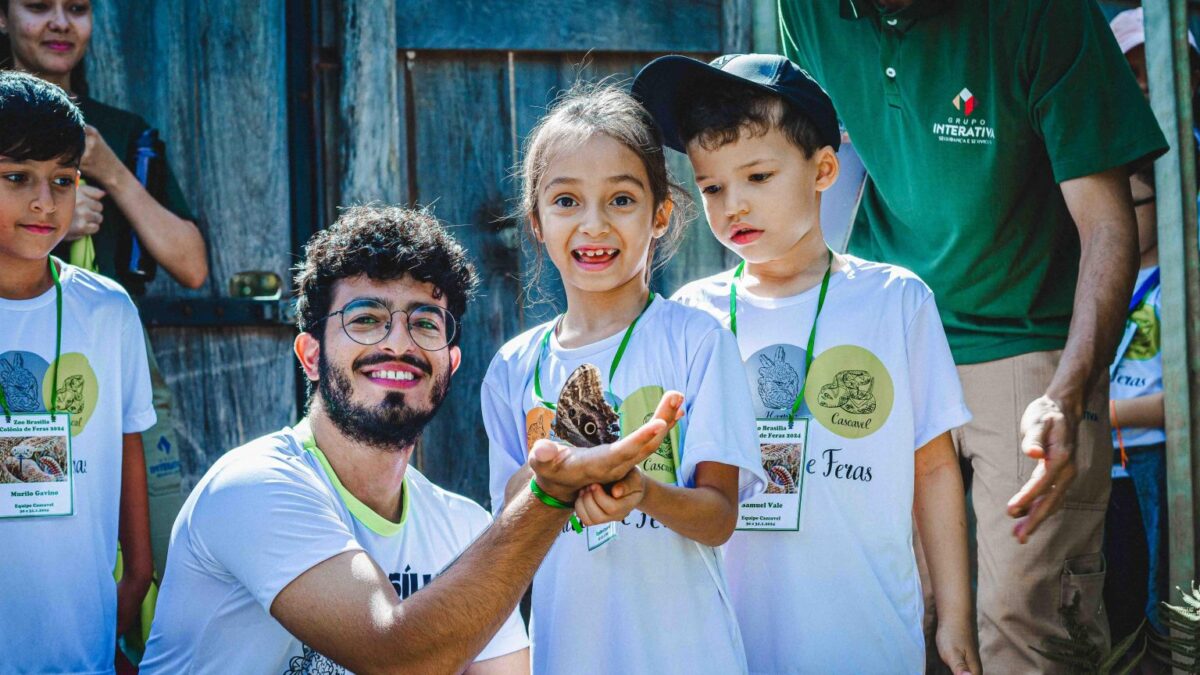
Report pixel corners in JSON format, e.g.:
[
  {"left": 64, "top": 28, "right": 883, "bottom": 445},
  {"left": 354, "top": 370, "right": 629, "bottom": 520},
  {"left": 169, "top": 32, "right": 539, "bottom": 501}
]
[{"left": 632, "top": 54, "right": 841, "bottom": 153}]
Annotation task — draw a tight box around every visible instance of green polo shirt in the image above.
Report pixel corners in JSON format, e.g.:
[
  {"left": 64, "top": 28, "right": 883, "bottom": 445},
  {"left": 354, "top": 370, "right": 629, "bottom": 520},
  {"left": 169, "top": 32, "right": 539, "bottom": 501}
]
[{"left": 780, "top": 0, "right": 1167, "bottom": 364}]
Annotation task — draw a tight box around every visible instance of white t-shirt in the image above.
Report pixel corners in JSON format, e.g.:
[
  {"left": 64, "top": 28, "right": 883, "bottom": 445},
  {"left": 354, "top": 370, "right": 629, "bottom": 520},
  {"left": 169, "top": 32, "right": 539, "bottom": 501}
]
[
  {"left": 1110, "top": 266, "right": 1164, "bottom": 448},
  {"left": 484, "top": 296, "right": 765, "bottom": 675},
  {"left": 140, "top": 422, "right": 528, "bottom": 674},
  {"left": 0, "top": 263, "right": 155, "bottom": 675},
  {"left": 673, "top": 256, "right": 971, "bottom": 675}
]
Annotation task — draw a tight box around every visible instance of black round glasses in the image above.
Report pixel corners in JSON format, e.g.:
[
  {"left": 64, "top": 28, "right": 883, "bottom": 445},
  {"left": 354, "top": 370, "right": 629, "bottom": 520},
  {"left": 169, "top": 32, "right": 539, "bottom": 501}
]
[{"left": 319, "top": 298, "right": 458, "bottom": 351}]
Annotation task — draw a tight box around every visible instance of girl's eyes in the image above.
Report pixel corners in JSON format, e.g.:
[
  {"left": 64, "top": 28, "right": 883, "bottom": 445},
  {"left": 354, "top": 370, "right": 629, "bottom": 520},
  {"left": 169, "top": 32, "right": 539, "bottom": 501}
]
[
  {"left": 611, "top": 195, "right": 635, "bottom": 207},
  {"left": 552, "top": 196, "right": 577, "bottom": 209},
  {"left": 700, "top": 184, "right": 721, "bottom": 195},
  {"left": 749, "top": 172, "right": 773, "bottom": 183}
]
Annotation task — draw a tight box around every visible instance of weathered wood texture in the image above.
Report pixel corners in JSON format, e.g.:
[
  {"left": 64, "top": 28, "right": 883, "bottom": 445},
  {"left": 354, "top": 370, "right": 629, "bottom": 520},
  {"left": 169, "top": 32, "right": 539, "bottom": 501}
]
[
  {"left": 87, "top": 0, "right": 295, "bottom": 487},
  {"left": 394, "top": 0, "right": 723, "bottom": 53}
]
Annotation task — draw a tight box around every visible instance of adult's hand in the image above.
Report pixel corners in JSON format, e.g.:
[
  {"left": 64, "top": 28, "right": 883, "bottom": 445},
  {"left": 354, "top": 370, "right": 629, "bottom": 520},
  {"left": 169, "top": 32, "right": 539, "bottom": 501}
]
[
  {"left": 66, "top": 183, "right": 105, "bottom": 241},
  {"left": 1007, "top": 395, "right": 1078, "bottom": 543},
  {"left": 79, "top": 125, "right": 126, "bottom": 187},
  {"left": 529, "top": 391, "right": 683, "bottom": 502}
]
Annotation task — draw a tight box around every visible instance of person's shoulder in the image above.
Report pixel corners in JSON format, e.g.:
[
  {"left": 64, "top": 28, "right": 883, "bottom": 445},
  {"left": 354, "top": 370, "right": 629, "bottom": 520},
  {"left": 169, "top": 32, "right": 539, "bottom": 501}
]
[
  {"left": 841, "top": 254, "right": 934, "bottom": 302},
  {"left": 650, "top": 293, "right": 728, "bottom": 338},
  {"left": 404, "top": 466, "right": 491, "bottom": 532},
  {"left": 671, "top": 269, "right": 734, "bottom": 309},
  {"left": 194, "top": 427, "right": 323, "bottom": 501},
  {"left": 61, "top": 264, "right": 139, "bottom": 315},
  {"left": 75, "top": 96, "right": 149, "bottom": 131},
  {"left": 486, "top": 319, "right": 555, "bottom": 379}
]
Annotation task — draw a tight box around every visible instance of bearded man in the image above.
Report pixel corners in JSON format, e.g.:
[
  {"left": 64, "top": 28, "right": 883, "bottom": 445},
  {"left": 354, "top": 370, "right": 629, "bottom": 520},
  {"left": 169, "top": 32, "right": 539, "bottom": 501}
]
[{"left": 141, "top": 206, "right": 681, "bottom": 674}]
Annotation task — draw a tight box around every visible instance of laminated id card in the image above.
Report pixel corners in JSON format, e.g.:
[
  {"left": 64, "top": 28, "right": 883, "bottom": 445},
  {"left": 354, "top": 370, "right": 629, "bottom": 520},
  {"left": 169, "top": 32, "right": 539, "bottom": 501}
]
[
  {"left": 736, "top": 417, "right": 809, "bottom": 531},
  {"left": 0, "top": 413, "right": 73, "bottom": 518}
]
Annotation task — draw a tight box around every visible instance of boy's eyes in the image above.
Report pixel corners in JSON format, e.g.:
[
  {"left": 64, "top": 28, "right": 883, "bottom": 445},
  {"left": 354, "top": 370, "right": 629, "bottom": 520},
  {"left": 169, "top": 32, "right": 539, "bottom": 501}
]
[
  {"left": 2, "top": 173, "right": 27, "bottom": 184},
  {"left": 1, "top": 173, "right": 77, "bottom": 188},
  {"left": 749, "top": 172, "right": 773, "bottom": 183},
  {"left": 52, "top": 175, "right": 77, "bottom": 187},
  {"left": 700, "top": 184, "right": 721, "bottom": 195}
]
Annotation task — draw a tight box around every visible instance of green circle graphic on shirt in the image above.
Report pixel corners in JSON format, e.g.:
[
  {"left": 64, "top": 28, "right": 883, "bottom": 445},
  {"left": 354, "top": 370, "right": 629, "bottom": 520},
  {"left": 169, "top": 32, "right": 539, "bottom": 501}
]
[
  {"left": 619, "top": 385, "right": 679, "bottom": 485},
  {"left": 804, "top": 345, "right": 893, "bottom": 439},
  {"left": 1125, "top": 302, "right": 1160, "bottom": 361},
  {"left": 44, "top": 353, "right": 98, "bottom": 436}
]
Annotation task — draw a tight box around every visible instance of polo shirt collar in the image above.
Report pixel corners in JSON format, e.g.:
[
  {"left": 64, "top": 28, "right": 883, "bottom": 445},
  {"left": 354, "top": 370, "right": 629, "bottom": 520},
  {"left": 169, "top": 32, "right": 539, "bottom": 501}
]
[{"left": 839, "top": 0, "right": 954, "bottom": 23}]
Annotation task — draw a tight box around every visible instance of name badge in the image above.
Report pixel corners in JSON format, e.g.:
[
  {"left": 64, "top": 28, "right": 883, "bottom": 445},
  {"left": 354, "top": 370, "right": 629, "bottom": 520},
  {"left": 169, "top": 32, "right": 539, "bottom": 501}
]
[
  {"left": 736, "top": 417, "right": 809, "bottom": 531},
  {"left": 586, "top": 522, "right": 618, "bottom": 551},
  {"left": 0, "top": 413, "right": 73, "bottom": 518}
]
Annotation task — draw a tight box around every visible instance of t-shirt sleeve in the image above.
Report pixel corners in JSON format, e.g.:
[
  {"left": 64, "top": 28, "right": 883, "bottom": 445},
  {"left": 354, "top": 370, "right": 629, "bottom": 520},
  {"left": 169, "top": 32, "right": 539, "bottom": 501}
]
[
  {"left": 1024, "top": 0, "right": 1168, "bottom": 182},
  {"left": 905, "top": 294, "right": 972, "bottom": 450},
  {"left": 187, "top": 461, "right": 363, "bottom": 611},
  {"left": 483, "top": 357, "right": 525, "bottom": 515},
  {"left": 119, "top": 301, "right": 156, "bottom": 434},
  {"left": 680, "top": 327, "right": 766, "bottom": 501}
]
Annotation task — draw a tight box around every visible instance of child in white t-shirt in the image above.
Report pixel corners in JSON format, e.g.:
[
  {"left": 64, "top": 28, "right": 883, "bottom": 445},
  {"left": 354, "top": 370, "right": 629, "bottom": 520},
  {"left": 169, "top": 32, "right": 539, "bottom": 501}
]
[
  {"left": 0, "top": 71, "right": 155, "bottom": 674},
  {"left": 484, "top": 84, "right": 765, "bottom": 674},
  {"left": 634, "top": 55, "right": 979, "bottom": 674}
]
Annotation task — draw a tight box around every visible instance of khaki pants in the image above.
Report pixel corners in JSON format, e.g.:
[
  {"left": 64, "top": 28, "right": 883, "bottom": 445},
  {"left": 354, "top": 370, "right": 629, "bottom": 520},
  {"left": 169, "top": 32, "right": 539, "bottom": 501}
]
[{"left": 955, "top": 350, "right": 1111, "bottom": 674}]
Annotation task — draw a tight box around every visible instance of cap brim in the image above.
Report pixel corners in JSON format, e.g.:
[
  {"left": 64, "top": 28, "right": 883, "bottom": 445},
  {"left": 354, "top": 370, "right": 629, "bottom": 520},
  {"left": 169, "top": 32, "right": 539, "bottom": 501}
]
[{"left": 633, "top": 55, "right": 786, "bottom": 153}]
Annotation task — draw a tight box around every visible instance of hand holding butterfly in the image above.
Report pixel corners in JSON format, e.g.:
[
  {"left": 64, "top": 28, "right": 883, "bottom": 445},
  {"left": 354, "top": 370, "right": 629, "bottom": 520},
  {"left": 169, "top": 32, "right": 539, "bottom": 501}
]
[{"left": 516, "top": 392, "right": 684, "bottom": 505}]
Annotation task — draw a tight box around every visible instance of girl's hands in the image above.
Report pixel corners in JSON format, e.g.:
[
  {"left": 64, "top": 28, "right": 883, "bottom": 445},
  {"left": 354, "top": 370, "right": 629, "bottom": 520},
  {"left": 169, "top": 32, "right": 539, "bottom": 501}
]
[
  {"left": 67, "top": 183, "right": 105, "bottom": 241},
  {"left": 574, "top": 468, "right": 647, "bottom": 527},
  {"left": 936, "top": 620, "right": 982, "bottom": 675}
]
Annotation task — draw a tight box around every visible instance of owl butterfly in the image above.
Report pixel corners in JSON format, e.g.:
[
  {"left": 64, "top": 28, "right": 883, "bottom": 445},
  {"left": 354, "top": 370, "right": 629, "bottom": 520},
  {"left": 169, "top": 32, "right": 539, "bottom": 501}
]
[{"left": 552, "top": 364, "right": 621, "bottom": 447}]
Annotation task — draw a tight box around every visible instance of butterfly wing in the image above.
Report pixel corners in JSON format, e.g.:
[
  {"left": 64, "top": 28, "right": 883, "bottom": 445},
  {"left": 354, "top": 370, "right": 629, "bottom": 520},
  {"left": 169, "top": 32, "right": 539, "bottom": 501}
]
[{"left": 552, "top": 364, "right": 621, "bottom": 447}]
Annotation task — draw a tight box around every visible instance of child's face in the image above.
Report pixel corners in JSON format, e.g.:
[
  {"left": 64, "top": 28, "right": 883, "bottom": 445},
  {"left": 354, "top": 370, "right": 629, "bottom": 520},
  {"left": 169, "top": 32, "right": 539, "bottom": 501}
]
[
  {"left": 0, "top": 0, "right": 93, "bottom": 78},
  {"left": 0, "top": 154, "right": 78, "bottom": 263},
  {"left": 533, "top": 133, "right": 669, "bottom": 295},
  {"left": 689, "top": 126, "right": 837, "bottom": 265}
]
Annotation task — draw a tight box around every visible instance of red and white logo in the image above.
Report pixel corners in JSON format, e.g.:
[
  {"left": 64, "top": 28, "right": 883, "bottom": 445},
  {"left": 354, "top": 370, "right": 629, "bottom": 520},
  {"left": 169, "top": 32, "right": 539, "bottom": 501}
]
[{"left": 952, "top": 88, "right": 975, "bottom": 116}]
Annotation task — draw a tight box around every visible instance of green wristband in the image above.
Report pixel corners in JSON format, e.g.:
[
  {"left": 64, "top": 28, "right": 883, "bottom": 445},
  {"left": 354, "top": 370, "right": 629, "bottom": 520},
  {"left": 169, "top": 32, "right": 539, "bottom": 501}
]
[{"left": 529, "top": 479, "right": 583, "bottom": 534}]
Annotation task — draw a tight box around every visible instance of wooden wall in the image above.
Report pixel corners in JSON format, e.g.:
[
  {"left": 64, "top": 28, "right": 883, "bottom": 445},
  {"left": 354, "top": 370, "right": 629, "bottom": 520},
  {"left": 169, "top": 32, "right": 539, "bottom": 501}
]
[
  {"left": 85, "top": 0, "right": 759, "bottom": 506},
  {"left": 87, "top": 0, "right": 295, "bottom": 489}
]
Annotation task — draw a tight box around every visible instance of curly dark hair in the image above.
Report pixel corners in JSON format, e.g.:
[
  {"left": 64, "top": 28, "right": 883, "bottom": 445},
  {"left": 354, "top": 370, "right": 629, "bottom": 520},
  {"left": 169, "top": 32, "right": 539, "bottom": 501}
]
[
  {"left": 677, "top": 78, "right": 825, "bottom": 157},
  {"left": 294, "top": 205, "right": 479, "bottom": 346}
]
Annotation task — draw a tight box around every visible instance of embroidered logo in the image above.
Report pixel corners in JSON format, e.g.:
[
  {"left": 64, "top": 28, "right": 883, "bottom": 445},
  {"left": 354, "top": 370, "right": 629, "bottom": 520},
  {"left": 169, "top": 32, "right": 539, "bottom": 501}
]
[{"left": 952, "top": 87, "right": 975, "bottom": 116}]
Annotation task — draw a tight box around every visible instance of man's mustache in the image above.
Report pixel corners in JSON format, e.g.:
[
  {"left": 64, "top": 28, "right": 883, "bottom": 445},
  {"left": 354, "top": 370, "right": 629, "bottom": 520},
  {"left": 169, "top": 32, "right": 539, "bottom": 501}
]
[{"left": 352, "top": 352, "right": 433, "bottom": 376}]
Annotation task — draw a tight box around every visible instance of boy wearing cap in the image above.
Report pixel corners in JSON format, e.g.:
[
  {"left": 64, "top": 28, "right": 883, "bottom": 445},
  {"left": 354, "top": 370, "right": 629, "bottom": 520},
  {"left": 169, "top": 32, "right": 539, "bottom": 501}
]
[{"left": 634, "top": 55, "right": 979, "bottom": 674}]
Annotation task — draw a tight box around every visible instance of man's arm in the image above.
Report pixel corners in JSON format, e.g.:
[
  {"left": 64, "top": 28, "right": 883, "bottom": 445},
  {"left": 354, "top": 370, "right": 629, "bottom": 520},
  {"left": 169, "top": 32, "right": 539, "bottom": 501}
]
[
  {"left": 1008, "top": 166, "right": 1138, "bottom": 542},
  {"left": 116, "top": 432, "right": 154, "bottom": 636},
  {"left": 270, "top": 393, "right": 683, "bottom": 674}
]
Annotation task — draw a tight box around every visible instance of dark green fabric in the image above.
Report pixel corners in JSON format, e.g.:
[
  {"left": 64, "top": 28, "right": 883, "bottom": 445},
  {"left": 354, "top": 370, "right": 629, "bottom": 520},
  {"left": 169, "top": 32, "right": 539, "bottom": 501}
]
[
  {"left": 52, "top": 96, "right": 195, "bottom": 296},
  {"left": 782, "top": 0, "right": 1168, "bottom": 364}
]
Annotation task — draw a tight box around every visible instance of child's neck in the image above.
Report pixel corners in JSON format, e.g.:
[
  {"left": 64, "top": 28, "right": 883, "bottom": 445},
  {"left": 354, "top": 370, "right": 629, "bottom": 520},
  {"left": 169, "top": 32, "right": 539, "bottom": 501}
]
[
  {"left": 0, "top": 256, "right": 55, "bottom": 300},
  {"left": 742, "top": 229, "right": 836, "bottom": 299},
  {"left": 558, "top": 274, "right": 652, "bottom": 349},
  {"left": 1141, "top": 245, "right": 1158, "bottom": 270}
]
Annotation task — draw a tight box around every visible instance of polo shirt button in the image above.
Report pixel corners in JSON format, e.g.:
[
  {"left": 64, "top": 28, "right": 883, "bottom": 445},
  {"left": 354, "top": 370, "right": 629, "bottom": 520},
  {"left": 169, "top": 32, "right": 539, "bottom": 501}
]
[{"left": 885, "top": 67, "right": 897, "bottom": 78}]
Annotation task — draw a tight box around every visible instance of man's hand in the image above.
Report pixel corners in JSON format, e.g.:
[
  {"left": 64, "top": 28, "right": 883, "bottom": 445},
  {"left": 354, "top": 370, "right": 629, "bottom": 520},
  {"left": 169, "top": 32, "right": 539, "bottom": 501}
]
[
  {"left": 1007, "top": 395, "right": 1079, "bottom": 543},
  {"left": 529, "top": 391, "right": 683, "bottom": 502},
  {"left": 67, "top": 184, "right": 105, "bottom": 241},
  {"left": 935, "top": 619, "right": 982, "bottom": 675},
  {"left": 574, "top": 468, "right": 645, "bottom": 527}
]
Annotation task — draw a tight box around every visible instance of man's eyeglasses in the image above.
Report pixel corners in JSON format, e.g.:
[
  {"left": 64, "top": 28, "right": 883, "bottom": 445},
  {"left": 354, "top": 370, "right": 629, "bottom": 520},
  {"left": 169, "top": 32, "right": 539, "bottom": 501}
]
[{"left": 318, "top": 298, "right": 458, "bottom": 351}]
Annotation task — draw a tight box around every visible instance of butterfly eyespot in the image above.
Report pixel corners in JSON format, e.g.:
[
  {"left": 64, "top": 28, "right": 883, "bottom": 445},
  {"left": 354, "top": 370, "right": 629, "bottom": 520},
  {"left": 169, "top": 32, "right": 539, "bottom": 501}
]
[
  {"left": 607, "top": 422, "right": 620, "bottom": 436},
  {"left": 583, "top": 422, "right": 597, "bottom": 435}
]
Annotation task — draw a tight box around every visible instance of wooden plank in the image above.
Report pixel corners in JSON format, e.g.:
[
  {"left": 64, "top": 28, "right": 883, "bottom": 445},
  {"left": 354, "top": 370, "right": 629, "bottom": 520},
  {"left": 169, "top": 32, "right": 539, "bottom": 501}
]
[
  {"left": 408, "top": 53, "right": 522, "bottom": 507},
  {"left": 722, "top": 0, "right": 754, "bottom": 53},
  {"left": 1145, "top": 0, "right": 1200, "bottom": 590},
  {"left": 87, "top": 0, "right": 297, "bottom": 486},
  {"left": 338, "top": 0, "right": 406, "bottom": 205},
  {"left": 395, "top": 0, "right": 721, "bottom": 53}
]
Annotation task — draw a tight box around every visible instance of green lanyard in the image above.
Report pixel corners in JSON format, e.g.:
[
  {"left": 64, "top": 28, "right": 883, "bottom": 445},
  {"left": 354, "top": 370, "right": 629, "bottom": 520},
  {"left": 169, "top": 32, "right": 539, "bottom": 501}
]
[
  {"left": 0, "top": 258, "right": 63, "bottom": 422},
  {"left": 730, "top": 250, "right": 833, "bottom": 427},
  {"left": 532, "top": 292, "right": 655, "bottom": 411}
]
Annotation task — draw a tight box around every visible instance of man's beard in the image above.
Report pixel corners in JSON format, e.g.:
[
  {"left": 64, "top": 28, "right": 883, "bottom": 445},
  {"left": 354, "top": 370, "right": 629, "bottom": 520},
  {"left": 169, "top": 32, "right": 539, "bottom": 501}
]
[{"left": 317, "top": 352, "right": 451, "bottom": 452}]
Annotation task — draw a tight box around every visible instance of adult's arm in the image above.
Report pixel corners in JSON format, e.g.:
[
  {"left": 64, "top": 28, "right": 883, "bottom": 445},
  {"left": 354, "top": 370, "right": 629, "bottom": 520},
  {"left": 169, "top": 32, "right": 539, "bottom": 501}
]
[
  {"left": 116, "top": 432, "right": 154, "bottom": 636},
  {"left": 271, "top": 394, "right": 682, "bottom": 674},
  {"left": 1008, "top": 166, "right": 1137, "bottom": 542},
  {"left": 80, "top": 125, "right": 208, "bottom": 289}
]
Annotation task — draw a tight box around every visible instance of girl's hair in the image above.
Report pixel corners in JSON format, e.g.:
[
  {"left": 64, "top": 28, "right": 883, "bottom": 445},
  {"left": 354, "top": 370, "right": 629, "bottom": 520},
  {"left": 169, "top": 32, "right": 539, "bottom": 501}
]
[
  {"left": 516, "top": 81, "right": 688, "bottom": 297},
  {"left": 0, "top": 0, "right": 91, "bottom": 97}
]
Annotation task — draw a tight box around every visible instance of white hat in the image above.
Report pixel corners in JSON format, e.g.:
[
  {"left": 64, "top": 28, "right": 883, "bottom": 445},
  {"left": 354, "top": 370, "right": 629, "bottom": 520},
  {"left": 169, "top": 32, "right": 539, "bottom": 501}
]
[{"left": 1110, "top": 7, "right": 1198, "bottom": 55}]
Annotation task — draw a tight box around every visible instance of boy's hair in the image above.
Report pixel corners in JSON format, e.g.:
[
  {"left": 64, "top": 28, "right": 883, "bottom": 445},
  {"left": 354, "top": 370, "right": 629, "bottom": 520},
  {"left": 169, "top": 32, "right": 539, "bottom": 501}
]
[
  {"left": 0, "top": 70, "right": 85, "bottom": 164},
  {"left": 677, "top": 78, "right": 825, "bottom": 157},
  {"left": 517, "top": 82, "right": 688, "bottom": 284},
  {"left": 294, "top": 205, "right": 479, "bottom": 346}
]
